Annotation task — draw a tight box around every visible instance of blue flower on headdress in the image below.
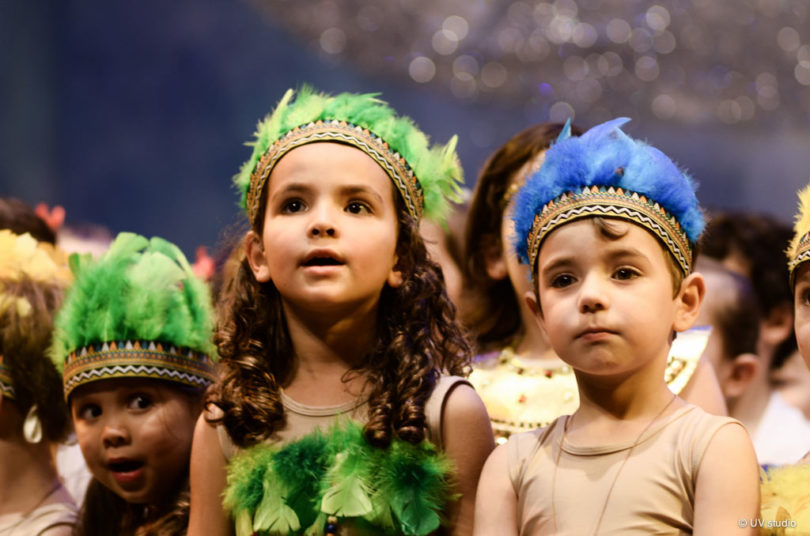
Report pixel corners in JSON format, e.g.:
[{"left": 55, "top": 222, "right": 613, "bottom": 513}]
[{"left": 512, "top": 118, "right": 704, "bottom": 264}]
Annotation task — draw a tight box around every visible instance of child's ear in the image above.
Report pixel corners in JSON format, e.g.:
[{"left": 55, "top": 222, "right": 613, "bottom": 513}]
[
  {"left": 760, "top": 302, "right": 794, "bottom": 349},
  {"left": 524, "top": 289, "right": 544, "bottom": 324},
  {"left": 483, "top": 235, "right": 508, "bottom": 280},
  {"left": 673, "top": 272, "right": 706, "bottom": 332},
  {"left": 719, "top": 353, "right": 759, "bottom": 399},
  {"left": 387, "top": 254, "right": 404, "bottom": 288},
  {"left": 244, "top": 230, "right": 271, "bottom": 282}
]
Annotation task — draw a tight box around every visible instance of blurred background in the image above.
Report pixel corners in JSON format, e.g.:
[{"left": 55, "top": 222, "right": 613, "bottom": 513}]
[{"left": 2, "top": 0, "right": 809, "bottom": 255}]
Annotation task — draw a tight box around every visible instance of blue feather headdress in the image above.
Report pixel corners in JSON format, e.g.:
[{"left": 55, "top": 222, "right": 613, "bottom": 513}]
[{"left": 512, "top": 118, "right": 704, "bottom": 276}]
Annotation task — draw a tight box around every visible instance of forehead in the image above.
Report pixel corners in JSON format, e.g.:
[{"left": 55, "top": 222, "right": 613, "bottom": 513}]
[
  {"left": 538, "top": 218, "right": 670, "bottom": 265},
  {"left": 269, "top": 142, "right": 394, "bottom": 194}
]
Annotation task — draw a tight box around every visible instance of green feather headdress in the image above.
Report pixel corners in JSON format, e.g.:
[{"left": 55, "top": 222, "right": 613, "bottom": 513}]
[
  {"left": 788, "top": 184, "right": 810, "bottom": 286},
  {"left": 235, "top": 86, "right": 463, "bottom": 226},
  {"left": 50, "top": 232, "right": 217, "bottom": 399}
]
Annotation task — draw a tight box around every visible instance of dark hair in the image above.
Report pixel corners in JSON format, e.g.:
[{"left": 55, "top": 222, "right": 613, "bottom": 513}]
[
  {"left": 701, "top": 211, "right": 794, "bottom": 367},
  {"left": 713, "top": 269, "right": 760, "bottom": 360},
  {"left": 1, "top": 276, "right": 70, "bottom": 442},
  {"left": 208, "top": 189, "right": 471, "bottom": 448},
  {"left": 75, "top": 478, "right": 190, "bottom": 536},
  {"left": 462, "top": 122, "right": 582, "bottom": 352},
  {"left": 0, "top": 197, "right": 56, "bottom": 244}
]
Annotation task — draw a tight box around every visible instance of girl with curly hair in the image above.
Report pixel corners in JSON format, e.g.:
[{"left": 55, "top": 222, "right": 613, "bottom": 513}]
[
  {"left": 189, "top": 87, "right": 494, "bottom": 536},
  {"left": 50, "top": 233, "right": 218, "bottom": 536},
  {"left": 0, "top": 230, "right": 75, "bottom": 535}
]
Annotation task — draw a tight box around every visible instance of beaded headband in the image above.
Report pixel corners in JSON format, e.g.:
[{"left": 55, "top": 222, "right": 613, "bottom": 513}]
[
  {"left": 51, "top": 233, "right": 217, "bottom": 400},
  {"left": 0, "top": 356, "right": 13, "bottom": 399},
  {"left": 787, "top": 184, "right": 810, "bottom": 286},
  {"left": 512, "top": 118, "right": 704, "bottom": 276},
  {"left": 236, "top": 87, "right": 463, "bottom": 227}
]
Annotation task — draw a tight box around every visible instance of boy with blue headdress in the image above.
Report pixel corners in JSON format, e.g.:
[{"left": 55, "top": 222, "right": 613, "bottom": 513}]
[{"left": 474, "top": 119, "right": 760, "bottom": 535}]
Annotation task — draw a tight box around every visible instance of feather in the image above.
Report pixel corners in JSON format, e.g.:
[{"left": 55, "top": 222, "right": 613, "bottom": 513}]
[
  {"left": 788, "top": 184, "right": 810, "bottom": 262},
  {"left": 512, "top": 118, "right": 704, "bottom": 264},
  {"left": 760, "top": 464, "right": 810, "bottom": 535},
  {"left": 233, "top": 86, "right": 463, "bottom": 224}
]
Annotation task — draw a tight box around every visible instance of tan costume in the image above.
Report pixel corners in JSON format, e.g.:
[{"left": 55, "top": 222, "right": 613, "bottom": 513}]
[{"left": 507, "top": 404, "right": 740, "bottom": 535}]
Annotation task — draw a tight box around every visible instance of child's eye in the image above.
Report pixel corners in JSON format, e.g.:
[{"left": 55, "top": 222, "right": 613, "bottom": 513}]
[
  {"left": 613, "top": 267, "right": 640, "bottom": 280},
  {"left": 127, "top": 394, "right": 153, "bottom": 411},
  {"left": 346, "top": 201, "right": 371, "bottom": 215},
  {"left": 802, "top": 289, "right": 810, "bottom": 306},
  {"left": 281, "top": 199, "right": 306, "bottom": 214},
  {"left": 550, "top": 274, "right": 575, "bottom": 288},
  {"left": 77, "top": 404, "right": 102, "bottom": 421}
]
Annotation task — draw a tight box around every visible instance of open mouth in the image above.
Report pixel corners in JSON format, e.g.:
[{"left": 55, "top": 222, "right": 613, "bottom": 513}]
[
  {"left": 109, "top": 460, "right": 144, "bottom": 473},
  {"left": 303, "top": 256, "right": 343, "bottom": 267}
]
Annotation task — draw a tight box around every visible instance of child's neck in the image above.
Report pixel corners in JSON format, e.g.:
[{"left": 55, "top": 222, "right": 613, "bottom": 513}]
[
  {"left": 282, "top": 300, "right": 378, "bottom": 406},
  {"left": 566, "top": 358, "right": 682, "bottom": 445},
  {"left": 0, "top": 436, "right": 61, "bottom": 516}
]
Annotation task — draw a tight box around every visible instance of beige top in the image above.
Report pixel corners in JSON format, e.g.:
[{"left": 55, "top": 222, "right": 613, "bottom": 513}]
[
  {"left": 218, "top": 374, "right": 469, "bottom": 458},
  {"left": 470, "top": 326, "right": 711, "bottom": 441},
  {"left": 0, "top": 485, "right": 77, "bottom": 536},
  {"left": 507, "top": 404, "right": 740, "bottom": 535}
]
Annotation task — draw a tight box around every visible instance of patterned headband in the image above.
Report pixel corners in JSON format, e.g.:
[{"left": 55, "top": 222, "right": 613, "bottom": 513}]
[
  {"left": 0, "top": 355, "right": 13, "bottom": 399},
  {"left": 235, "top": 87, "right": 463, "bottom": 227},
  {"left": 788, "top": 184, "right": 810, "bottom": 286}
]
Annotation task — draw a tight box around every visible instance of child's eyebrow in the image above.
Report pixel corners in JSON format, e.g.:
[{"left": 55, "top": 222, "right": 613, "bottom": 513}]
[
  {"left": 339, "top": 185, "right": 385, "bottom": 204},
  {"left": 272, "top": 182, "right": 311, "bottom": 198},
  {"left": 603, "top": 246, "right": 649, "bottom": 262},
  {"left": 540, "top": 256, "right": 575, "bottom": 277}
]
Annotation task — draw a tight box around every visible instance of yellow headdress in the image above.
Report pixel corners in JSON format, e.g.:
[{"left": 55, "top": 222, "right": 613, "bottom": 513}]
[{"left": 787, "top": 184, "right": 810, "bottom": 286}]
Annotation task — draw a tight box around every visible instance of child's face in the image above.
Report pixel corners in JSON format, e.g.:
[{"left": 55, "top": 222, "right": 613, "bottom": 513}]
[
  {"left": 247, "top": 142, "right": 402, "bottom": 314},
  {"left": 71, "top": 379, "right": 199, "bottom": 506},
  {"left": 533, "top": 218, "right": 697, "bottom": 377},
  {"left": 793, "top": 264, "right": 810, "bottom": 369}
]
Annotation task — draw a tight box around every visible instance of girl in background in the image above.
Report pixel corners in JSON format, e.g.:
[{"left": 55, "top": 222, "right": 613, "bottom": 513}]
[{"left": 50, "top": 233, "right": 217, "bottom": 535}]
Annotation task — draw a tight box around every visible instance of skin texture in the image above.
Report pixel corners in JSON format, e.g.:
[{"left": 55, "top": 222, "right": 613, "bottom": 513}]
[
  {"left": 189, "top": 142, "right": 493, "bottom": 535},
  {"left": 793, "top": 264, "right": 810, "bottom": 371},
  {"left": 475, "top": 219, "right": 759, "bottom": 535},
  {"left": 71, "top": 379, "right": 198, "bottom": 507}
]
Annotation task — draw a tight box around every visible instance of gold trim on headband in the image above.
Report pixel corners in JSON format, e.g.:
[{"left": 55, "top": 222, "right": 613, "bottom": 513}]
[
  {"left": 247, "top": 120, "right": 424, "bottom": 225},
  {"left": 62, "top": 340, "right": 216, "bottom": 400},
  {"left": 789, "top": 232, "right": 810, "bottom": 285},
  {"left": 527, "top": 186, "right": 693, "bottom": 275}
]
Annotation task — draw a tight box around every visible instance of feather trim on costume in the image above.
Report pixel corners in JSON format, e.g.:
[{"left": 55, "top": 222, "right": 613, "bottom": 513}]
[
  {"left": 787, "top": 184, "right": 810, "bottom": 285},
  {"left": 760, "top": 463, "right": 810, "bottom": 535},
  {"left": 225, "top": 420, "right": 455, "bottom": 536},
  {"left": 235, "top": 86, "right": 463, "bottom": 225}
]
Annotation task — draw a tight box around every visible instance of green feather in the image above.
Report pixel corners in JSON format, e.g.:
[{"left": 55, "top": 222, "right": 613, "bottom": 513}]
[
  {"left": 234, "top": 510, "right": 253, "bottom": 536},
  {"left": 50, "top": 232, "right": 216, "bottom": 368},
  {"left": 253, "top": 476, "right": 300, "bottom": 534},
  {"left": 234, "top": 86, "right": 463, "bottom": 223}
]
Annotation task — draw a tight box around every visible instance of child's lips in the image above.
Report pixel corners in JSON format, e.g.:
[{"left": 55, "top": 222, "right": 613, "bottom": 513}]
[
  {"left": 576, "top": 327, "right": 617, "bottom": 341},
  {"left": 107, "top": 458, "right": 145, "bottom": 486}
]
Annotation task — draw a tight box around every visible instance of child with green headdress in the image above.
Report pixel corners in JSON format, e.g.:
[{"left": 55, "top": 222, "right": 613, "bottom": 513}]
[
  {"left": 188, "top": 87, "right": 494, "bottom": 536},
  {"left": 475, "top": 118, "right": 759, "bottom": 535},
  {"left": 50, "top": 232, "right": 217, "bottom": 535},
  {"left": 0, "top": 230, "right": 76, "bottom": 535}
]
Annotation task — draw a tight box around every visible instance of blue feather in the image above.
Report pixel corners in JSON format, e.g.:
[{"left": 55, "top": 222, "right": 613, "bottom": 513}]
[{"left": 512, "top": 118, "right": 704, "bottom": 264}]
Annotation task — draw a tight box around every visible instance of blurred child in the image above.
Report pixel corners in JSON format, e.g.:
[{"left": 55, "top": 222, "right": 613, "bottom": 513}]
[
  {"left": 50, "top": 233, "right": 217, "bottom": 535},
  {"left": 0, "top": 230, "right": 76, "bottom": 535},
  {"left": 702, "top": 211, "right": 810, "bottom": 465},
  {"left": 475, "top": 119, "right": 759, "bottom": 535},
  {"left": 188, "top": 88, "right": 494, "bottom": 536},
  {"left": 695, "top": 258, "right": 760, "bottom": 408},
  {"left": 463, "top": 123, "right": 725, "bottom": 442}
]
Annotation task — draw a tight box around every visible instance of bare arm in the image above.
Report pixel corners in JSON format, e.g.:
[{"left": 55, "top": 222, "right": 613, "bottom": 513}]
[
  {"left": 473, "top": 443, "right": 518, "bottom": 536},
  {"left": 441, "top": 384, "right": 496, "bottom": 536},
  {"left": 188, "top": 412, "right": 234, "bottom": 536},
  {"left": 679, "top": 358, "right": 728, "bottom": 416},
  {"left": 693, "top": 423, "right": 760, "bottom": 536}
]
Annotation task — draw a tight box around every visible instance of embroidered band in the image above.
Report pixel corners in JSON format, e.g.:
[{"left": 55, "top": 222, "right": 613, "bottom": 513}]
[
  {"left": 0, "top": 355, "right": 14, "bottom": 399},
  {"left": 248, "top": 120, "right": 424, "bottom": 225},
  {"left": 62, "top": 340, "right": 216, "bottom": 400},
  {"left": 527, "top": 185, "right": 692, "bottom": 275}
]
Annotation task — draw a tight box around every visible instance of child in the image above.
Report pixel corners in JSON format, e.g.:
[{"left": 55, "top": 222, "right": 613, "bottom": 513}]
[
  {"left": 50, "top": 232, "right": 217, "bottom": 535},
  {"left": 463, "top": 122, "right": 725, "bottom": 441},
  {"left": 695, "top": 258, "right": 761, "bottom": 409},
  {"left": 188, "top": 87, "right": 494, "bottom": 536},
  {"left": 0, "top": 230, "right": 76, "bottom": 535},
  {"left": 474, "top": 119, "right": 759, "bottom": 535}
]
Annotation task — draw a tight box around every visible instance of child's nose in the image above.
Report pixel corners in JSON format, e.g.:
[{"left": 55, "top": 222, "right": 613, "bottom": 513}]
[
  {"left": 308, "top": 204, "right": 338, "bottom": 238},
  {"left": 578, "top": 275, "right": 609, "bottom": 313},
  {"left": 101, "top": 420, "right": 130, "bottom": 448}
]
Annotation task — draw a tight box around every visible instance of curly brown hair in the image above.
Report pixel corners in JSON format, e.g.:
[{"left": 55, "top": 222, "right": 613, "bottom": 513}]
[
  {"left": 1, "top": 276, "right": 70, "bottom": 443},
  {"left": 208, "top": 191, "right": 472, "bottom": 448},
  {"left": 462, "top": 122, "right": 582, "bottom": 353}
]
